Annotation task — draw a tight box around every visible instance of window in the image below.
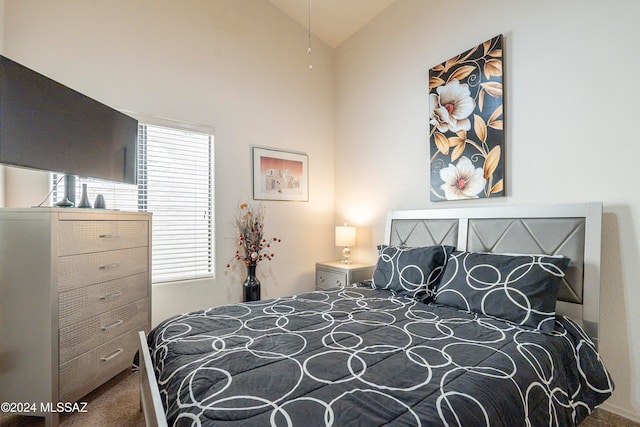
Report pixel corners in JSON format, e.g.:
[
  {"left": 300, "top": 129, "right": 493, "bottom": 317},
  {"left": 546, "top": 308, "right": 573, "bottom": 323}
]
[{"left": 53, "top": 119, "right": 215, "bottom": 284}]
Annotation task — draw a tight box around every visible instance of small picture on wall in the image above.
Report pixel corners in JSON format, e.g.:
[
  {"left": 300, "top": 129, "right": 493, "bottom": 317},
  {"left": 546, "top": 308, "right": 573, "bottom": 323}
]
[
  {"left": 252, "top": 147, "right": 309, "bottom": 201},
  {"left": 428, "top": 34, "right": 505, "bottom": 202}
]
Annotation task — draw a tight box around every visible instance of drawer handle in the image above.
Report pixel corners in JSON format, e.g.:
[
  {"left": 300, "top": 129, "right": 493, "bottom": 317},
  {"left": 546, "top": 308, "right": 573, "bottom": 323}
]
[
  {"left": 99, "top": 262, "right": 122, "bottom": 270},
  {"left": 101, "top": 319, "right": 124, "bottom": 331},
  {"left": 335, "top": 280, "right": 342, "bottom": 286},
  {"left": 99, "top": 290, "right": 123, "bottom": 301},
  {"left": 100, "top": 348, "right": 124, "bottom": 362},
  {"left": 99, "top": 233, "right": 122, "bottom": 239},
  {"left": 319, "top": 276, "right": 325, "bottom": 283}
]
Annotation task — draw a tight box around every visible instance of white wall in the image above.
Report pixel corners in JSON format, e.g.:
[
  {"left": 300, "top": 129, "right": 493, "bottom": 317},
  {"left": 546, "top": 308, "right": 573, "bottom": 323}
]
[
  {"left": 335, "top": 0, "right": 640, "bottom": 421},
  {"left": 3, "top": 0, "right": 336, "bottom": 324}
]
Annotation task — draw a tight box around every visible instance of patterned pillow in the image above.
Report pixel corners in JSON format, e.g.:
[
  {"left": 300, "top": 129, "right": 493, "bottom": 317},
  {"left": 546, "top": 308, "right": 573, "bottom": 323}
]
[
  {"left": 434, "top": 251, "right": 570, "bottom": 332},
  {"left": 372, "top": 245, "right": 454, "bottom": 299}
]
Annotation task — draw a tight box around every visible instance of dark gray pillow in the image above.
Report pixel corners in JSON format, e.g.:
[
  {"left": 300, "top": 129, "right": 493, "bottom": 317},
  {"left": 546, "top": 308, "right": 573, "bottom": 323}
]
[
  {"left": 434, "top": 251, "right": 570, "bottom": 332},
  {"left": 372, "top": 245, "right": 454, "bottom": 298}
]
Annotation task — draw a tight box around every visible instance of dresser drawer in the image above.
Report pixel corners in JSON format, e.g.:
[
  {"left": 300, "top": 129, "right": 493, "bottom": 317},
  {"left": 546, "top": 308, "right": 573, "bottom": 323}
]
[
  {"left": 59, "top": 298, "right": 149, "bottom": 364},
  {"left": 59, "top": 328, "right": 142, "bottom": 402},
  {"left": 58, "top": 247, "right": 148, "bottom": 291},
  {"left": 59, "top": 273, "right": 149, "bottom": 328},
  {"left": 58, "top": 220, "right": 148, "bottom": 256},
  {"left": 316, "top": 269, "right": 346, "bottom": 290}
]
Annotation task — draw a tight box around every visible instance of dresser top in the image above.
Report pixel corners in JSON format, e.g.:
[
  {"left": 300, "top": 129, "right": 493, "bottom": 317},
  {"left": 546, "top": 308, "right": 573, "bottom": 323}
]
[{"left": 0, "top": 207, "right": 151, "bottom": 221}]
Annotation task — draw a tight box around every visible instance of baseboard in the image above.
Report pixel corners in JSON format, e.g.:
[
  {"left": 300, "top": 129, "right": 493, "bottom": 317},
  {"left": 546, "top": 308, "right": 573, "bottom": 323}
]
[{"left": 599, "top": 402, "right": 640, "bottom": 424}]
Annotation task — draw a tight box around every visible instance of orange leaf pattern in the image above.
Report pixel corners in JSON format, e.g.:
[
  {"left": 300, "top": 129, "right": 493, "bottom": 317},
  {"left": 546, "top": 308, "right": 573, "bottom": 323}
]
[
  {"left": 447, "top": 65, "right": 476, "bottom": 83},
  {"left": 480, "top": 81, "right": 503, "bottom": 98},
  {"left": 429, "top": 34, "right": 505, "bottom": 201},
  {"left": 483, "top": 146, "right": 501, "bottom": 179},
  {"left": 429, "top": 76, "right": 445, "bottom": 90},
  {"left": 434, "top": 132, "right": 449, "bottom": 155},
  {"left": 474, "top": 114, "right": 487, "bottom": 143}
]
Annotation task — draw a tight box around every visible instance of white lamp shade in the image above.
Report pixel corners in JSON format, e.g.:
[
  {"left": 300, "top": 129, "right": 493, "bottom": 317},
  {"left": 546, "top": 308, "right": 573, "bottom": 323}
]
[{"left": 335, "top": 225, "right": 356, "bottom": 247}]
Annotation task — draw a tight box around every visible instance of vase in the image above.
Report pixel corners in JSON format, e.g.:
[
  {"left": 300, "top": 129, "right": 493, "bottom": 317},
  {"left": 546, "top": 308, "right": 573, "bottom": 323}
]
[
  {"left": 94, "top": 194, "right": 106, "bottom": 209},
  {"left": 77, "top": 183, "right": 92, "bottom": 208},
  {"left": 243, "top": 263, "right": 261, "bottom": 302}
]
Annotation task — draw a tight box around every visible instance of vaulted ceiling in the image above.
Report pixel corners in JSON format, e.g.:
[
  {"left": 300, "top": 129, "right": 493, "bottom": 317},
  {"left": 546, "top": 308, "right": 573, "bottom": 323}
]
[{"left": 268, "top": 0, "right": 396, "bottom": 48}]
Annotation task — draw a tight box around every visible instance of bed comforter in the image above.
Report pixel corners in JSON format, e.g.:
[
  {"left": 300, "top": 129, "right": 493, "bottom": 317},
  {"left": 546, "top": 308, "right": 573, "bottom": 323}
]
[{"left": 144, "top": 286, "right": 613, "bottom": 426}]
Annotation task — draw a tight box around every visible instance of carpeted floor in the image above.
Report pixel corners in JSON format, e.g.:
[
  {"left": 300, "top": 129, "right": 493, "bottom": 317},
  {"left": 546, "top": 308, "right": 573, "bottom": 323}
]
[
  {"left": 0, "top": 370, "right": 143, "bottom": 427},
  {"left": 0, "top": 369, "right": 637, "bottom": 426}
]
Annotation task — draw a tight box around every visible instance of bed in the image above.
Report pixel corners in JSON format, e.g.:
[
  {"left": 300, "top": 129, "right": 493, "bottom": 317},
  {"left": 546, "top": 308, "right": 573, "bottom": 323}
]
[{"left": 138, "top": 203, "right": 614, "bottom": 426}]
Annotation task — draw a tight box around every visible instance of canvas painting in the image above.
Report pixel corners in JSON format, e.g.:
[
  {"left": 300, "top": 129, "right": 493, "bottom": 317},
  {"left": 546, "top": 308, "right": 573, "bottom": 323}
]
[{"left": 429, "top": 34, "right": 505, "bottom": 201}]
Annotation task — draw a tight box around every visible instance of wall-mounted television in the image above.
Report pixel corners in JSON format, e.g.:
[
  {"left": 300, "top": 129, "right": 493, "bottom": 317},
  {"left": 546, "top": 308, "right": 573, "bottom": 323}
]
[{"left": 0, "top": 54, "right": 138, "bottom": 197}]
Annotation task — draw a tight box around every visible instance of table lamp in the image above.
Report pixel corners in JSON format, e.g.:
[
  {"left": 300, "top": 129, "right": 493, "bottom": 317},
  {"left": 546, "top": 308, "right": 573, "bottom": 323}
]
[{"left": 335, "top": 224, "right": 356, "bottom": 264}]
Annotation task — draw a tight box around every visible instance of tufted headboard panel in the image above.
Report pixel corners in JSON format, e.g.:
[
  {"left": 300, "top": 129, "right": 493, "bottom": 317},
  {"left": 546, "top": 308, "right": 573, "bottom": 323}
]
[{"left": 385, "top": 203, "right": 602, "bottom": 346}]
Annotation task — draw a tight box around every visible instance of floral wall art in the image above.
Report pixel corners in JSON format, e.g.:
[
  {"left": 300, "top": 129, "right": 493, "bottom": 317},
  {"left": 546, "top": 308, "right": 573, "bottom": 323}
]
[{"left": 429, "top": 34, "right": 505, "bottom": 201}]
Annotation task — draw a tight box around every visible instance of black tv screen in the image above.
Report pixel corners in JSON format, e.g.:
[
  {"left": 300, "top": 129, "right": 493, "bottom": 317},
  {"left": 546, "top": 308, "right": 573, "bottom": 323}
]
[{"left": 0, "top": 54, "right": 137, "bottom": 184}]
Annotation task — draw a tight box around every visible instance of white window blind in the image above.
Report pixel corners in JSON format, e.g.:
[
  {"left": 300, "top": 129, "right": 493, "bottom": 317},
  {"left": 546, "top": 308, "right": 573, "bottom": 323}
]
[
  {"left": 53, "top": 120, "right": 215, "bottom": 284},
  {"left": 140, "top": 124, "right": 214, "bottom": 283}
]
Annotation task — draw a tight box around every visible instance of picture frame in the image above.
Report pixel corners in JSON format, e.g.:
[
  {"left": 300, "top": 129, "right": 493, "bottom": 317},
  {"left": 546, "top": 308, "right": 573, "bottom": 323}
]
[{"left": 252, "top": 147, "right": 309, "bottom": 201}]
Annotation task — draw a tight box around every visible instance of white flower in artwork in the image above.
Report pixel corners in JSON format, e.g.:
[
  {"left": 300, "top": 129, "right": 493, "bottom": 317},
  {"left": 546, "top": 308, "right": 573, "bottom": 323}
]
[
  {"left": 439, "top": 156, "right": 486, "bottom": 200},
  {"left": 430, "top": 79, "right": 475, "bottom": 133}
]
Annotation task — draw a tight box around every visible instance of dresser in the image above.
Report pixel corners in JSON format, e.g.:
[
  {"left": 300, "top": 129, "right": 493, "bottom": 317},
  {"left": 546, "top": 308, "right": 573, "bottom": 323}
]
[
  {"left": 0, "top": 208, "right": 151, "bottom": 426},
  {"left": 315, "top": 261, "right": 374, "bottom": 291}
]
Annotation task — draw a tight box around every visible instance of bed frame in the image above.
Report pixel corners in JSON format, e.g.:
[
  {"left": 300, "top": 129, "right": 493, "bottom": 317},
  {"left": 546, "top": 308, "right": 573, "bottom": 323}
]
[
  {"left": 138, "top": 202, "right": 603, "bottom": 426},
  {"left": 138, "top": 330, "right": 168, "bottom": 427}
]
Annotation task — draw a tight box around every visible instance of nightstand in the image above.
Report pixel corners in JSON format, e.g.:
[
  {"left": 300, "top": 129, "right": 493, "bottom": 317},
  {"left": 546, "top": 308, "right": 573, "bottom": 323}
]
[{"left": 315, "top": 261, "right": 375, "bottom": 291}]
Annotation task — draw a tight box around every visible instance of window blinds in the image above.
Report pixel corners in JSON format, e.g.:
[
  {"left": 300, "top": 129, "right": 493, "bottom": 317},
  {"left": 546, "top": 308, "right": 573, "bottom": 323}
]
[{"left": 140, "top": 124, "right": 214, "bottom": 283}]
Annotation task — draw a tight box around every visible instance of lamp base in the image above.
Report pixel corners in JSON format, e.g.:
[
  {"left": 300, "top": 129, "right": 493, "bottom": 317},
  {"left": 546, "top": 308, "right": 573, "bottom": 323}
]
[{"left": 341, "top": 247, "right": 352, "bottom": 264}]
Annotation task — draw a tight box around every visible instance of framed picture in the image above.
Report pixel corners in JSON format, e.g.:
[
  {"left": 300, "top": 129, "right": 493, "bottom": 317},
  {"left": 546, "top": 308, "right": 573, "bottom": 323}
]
[{"left": 252, "top": 147, "right": 309, "bottom": 201}]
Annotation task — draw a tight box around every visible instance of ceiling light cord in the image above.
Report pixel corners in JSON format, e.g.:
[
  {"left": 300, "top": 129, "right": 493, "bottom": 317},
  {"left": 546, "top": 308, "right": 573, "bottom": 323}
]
[{"left": 307, "top": 0, "right": 312, "bottom": 71}]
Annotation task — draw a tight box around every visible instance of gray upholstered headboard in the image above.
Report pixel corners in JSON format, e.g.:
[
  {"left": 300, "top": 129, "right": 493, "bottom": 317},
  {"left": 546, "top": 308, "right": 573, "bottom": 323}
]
[{"left": 384, "top": 202, "right": 603, "bottom": 346}]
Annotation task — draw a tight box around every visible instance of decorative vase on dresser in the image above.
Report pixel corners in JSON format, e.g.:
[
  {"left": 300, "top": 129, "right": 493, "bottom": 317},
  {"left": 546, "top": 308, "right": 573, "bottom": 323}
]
[{"left": 0, "top": 208, "right": 152, "bottom": 427}]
